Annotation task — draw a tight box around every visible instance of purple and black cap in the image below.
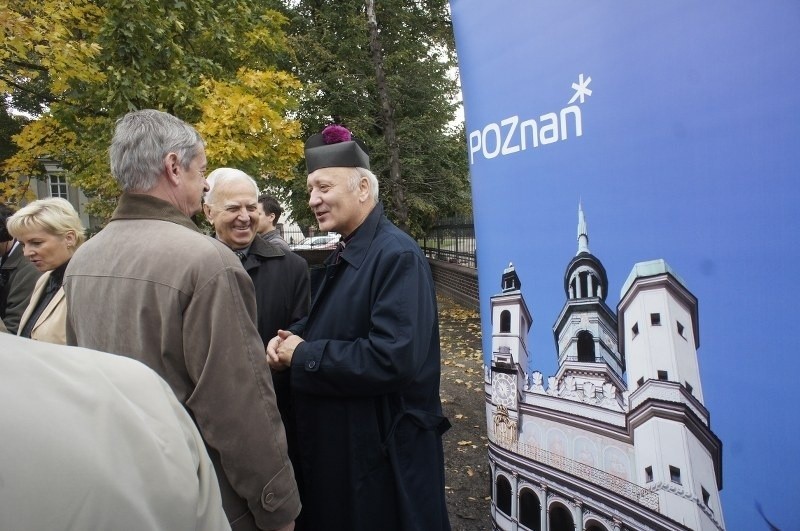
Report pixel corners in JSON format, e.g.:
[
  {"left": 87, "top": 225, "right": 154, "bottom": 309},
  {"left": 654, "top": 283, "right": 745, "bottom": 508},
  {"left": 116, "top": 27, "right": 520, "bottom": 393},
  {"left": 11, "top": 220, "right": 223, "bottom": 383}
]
[{"left": 304, "top": 125, "right": 370, "bottom": 173}]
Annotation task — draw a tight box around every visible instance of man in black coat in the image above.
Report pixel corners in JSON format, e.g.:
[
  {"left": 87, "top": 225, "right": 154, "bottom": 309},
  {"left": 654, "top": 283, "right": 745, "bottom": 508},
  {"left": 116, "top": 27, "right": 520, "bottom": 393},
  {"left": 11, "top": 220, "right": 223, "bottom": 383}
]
[
  {"left": 268, "top": 126, "right": 451, "bottom": 531},
  {"left": 204, "top": 167, "right": 310, "bottom": 507},
  {"left": 204, "top": 168, "right": 309, "bottom": 343},
  {"left": 1, "top": 202, "right": 41, "bottom": 334}
]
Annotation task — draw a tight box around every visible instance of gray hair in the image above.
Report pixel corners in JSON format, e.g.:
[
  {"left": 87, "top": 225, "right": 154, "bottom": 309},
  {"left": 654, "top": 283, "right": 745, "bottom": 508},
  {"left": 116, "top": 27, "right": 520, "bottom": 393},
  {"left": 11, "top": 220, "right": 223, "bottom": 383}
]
[
  {"left": 204, "top": 168, "right": 259, "bottom": 205},
  {"left": 6, "top": 197, "right": 86, "bottom": 247},
  {"left": 109, "top": 109, "right": 204, "bottom": 192},
  {"left": 349, "top": 167, "right": 379, "bottom": 204}
]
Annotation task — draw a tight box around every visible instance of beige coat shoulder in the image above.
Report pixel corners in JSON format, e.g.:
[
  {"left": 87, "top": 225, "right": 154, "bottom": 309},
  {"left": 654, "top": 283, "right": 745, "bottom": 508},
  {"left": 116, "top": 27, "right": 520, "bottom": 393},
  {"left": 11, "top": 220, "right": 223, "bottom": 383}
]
[{"left": 17, "top": 271, "right": 67, "bottom": 345}]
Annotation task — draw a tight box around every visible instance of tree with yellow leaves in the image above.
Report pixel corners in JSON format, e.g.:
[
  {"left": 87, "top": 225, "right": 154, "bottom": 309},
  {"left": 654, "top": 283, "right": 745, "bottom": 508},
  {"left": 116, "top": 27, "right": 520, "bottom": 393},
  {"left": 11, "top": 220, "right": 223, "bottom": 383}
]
[{"left": 1, "top": 0, "right": 303, "bottom": 220}]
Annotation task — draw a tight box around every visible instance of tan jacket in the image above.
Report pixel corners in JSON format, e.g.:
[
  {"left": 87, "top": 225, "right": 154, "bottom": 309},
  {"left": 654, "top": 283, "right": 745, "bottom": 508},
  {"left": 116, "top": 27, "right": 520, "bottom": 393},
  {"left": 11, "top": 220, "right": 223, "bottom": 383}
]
[
  {"left": 17, "top": 271, "right": 67, "bottom": 345},
  {"left": 0, "top": 333, "right": 231, "bottom": 531},
  {"left": 64, "top": 193, "right": 300, "bottom": 530}
]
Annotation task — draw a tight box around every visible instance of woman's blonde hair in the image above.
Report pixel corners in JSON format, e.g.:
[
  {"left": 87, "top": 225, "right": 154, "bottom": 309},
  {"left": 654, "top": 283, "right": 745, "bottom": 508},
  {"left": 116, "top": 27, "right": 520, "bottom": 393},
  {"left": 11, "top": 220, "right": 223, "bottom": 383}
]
[{"left": 6, "top": 198, "right": 86, "bottom": 247}]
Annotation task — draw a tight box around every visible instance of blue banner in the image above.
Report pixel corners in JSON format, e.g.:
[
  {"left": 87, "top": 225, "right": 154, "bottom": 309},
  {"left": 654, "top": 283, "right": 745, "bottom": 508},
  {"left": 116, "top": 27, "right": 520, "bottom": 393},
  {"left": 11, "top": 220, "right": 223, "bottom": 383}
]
[{"left": 452, "top": 1, "right": 799, "bottom": 529}]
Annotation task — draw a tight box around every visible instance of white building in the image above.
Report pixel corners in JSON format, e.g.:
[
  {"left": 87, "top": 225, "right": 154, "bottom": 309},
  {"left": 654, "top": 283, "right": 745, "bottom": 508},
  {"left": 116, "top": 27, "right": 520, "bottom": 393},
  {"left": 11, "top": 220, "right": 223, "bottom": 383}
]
[
  {"left": 486, "top": 206, "right": 725, "bottom": 531},
  {"left": 26, "top": 159, "right": 99, "bottom": 231}
]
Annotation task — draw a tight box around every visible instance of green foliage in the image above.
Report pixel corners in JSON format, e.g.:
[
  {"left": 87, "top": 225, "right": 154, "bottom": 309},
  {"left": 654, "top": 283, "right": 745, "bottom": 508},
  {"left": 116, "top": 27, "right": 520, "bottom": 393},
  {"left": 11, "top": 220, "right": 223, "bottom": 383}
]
[
  {"left": 1, "top": 0, "right": 471, "bottom": 232},
  {"left": 1, "top": 0, "right": 303, "bottom": 218},
  {"left": 0, "top": 107, "right": 26, "bottom": 164},
  {"left": 279, "top": 0, "right": 471, "bottom": 237}
]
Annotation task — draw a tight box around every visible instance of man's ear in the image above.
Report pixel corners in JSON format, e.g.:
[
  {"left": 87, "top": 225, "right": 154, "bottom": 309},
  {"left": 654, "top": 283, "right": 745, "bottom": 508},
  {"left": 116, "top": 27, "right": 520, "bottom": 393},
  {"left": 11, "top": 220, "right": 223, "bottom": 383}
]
[
  {"left": 203, "top": 203, "right": 213, "bottom": 223},
  {"left": 164, "top": 152, "right": 181, "bottom": 186},
  {"left": 358, "top": 176, "right": 371, "bottom": 202}
]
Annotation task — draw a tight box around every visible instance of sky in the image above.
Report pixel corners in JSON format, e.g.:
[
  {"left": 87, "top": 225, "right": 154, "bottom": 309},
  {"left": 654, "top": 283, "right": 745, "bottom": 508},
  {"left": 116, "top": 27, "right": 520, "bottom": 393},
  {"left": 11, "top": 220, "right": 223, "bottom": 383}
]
[{"left": 450, "top": 1, "right": 800, "bottom": 529}]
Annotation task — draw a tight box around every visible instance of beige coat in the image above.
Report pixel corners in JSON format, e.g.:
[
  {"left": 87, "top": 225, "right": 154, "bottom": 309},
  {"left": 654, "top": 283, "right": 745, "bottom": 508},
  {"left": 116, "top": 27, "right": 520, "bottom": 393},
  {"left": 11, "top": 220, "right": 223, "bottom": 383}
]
[
  {"left": 0, "top": 333, "right": 231, "bottom": 531},
  {"left": 64, "top": 193, "right": 300, "bottom": 531},
  {"left": 17, "top": 270, "right": 67, "bottom": 345}
]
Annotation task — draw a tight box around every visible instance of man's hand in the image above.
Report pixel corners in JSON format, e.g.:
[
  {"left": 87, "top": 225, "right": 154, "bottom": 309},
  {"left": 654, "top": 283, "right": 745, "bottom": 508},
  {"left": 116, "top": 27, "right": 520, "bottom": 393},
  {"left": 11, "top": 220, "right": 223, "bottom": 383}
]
[
  {"left": 267, "top": 329, "right": 303, "bottom": 370},
  {"left": 266, "top": 332, "right": 286, "bottom": 370}
]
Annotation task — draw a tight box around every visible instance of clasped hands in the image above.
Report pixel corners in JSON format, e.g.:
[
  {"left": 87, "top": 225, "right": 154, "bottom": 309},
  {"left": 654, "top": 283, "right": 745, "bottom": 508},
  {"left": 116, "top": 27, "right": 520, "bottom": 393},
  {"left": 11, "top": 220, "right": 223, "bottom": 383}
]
[{"left": 267, "top": 329, "right": 304, "bottom": 371}]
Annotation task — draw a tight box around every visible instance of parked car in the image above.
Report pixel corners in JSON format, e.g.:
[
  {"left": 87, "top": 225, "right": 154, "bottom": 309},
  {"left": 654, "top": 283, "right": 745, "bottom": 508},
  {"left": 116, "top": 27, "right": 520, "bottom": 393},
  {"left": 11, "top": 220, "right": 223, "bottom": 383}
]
[{"left": 290, "top": 234, "right": 340, "bottom": 251}]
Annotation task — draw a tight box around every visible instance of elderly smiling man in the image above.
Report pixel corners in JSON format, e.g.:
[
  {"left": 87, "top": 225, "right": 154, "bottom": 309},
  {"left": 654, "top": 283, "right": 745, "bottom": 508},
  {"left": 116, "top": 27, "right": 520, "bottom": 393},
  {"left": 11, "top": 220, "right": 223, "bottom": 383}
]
[
  {"left": 204, "top": 168, "right": 310, "bottom": 506},
  {"left": 203, "top": 168, "right": 309, "bottom": 345},
  {"left": 268, "top": 125, "right": 451, "bottom": 531}
]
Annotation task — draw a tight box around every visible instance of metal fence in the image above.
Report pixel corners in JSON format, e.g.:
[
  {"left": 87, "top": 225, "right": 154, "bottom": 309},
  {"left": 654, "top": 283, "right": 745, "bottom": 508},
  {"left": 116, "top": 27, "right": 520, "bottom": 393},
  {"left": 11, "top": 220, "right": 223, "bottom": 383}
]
[
  {"left": 281, "top": 226, "right": 307, "bottom": 248},
  {"left": 280, "top": 226, "right": 338, "bottom": 250},
  {"left": 282, "top": 217, "right": 477, "bottom": 266},
  {"left": 417, "top": 216, "right": 476, "bottom": 268}
]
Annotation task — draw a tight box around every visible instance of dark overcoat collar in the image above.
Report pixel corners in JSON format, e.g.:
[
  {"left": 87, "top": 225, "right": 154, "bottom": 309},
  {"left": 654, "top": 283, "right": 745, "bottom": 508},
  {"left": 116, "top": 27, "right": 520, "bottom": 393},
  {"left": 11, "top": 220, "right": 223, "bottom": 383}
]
[
  {"left": 248, "top": 233, "right": 285, "bottom": 259},
  {"left": 333, "top": 202, "right": 384, "bottom": 270}
]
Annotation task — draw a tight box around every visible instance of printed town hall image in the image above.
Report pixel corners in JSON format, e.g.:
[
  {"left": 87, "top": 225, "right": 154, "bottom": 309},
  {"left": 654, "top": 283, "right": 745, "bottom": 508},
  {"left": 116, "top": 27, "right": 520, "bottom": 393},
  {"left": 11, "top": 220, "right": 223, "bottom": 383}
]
[
  {"left": 452, "top": 2, "right": 798, "bottom": 527},
  {"left": 483, "top": 207, "right": 724, "bottom": 531}
]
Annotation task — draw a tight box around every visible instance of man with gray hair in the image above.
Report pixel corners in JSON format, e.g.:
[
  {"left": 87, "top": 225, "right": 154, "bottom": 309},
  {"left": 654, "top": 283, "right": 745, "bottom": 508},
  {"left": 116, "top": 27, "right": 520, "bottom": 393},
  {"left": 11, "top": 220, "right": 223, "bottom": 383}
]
[
  {"left": 65, "top": 109, "right": 300, "bottom": 531},
  {"left": 204, "top": 168, "right": 310, "bottom": 517}
]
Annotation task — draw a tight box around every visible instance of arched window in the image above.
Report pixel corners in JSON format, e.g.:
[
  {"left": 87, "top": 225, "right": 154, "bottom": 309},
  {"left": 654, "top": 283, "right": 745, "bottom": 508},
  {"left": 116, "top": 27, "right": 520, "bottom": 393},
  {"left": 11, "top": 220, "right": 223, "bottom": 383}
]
[
  {"left": 500, "top": 310, "right": 511, "bottom": 333},
  {"left": 496, "top": 475, "right": 512, "bottom": 516},
  {"left": 519, "top": 489, "right": 541, "bottom": 530},
  {"left": 586, "top": 523, "right": 607, "bottom": 531},
  {"left": 577, "top": 330, "right": 595, "bottom": 362},
  {"left": 549, "top": 503, "right": 574, "bottom": 531}
]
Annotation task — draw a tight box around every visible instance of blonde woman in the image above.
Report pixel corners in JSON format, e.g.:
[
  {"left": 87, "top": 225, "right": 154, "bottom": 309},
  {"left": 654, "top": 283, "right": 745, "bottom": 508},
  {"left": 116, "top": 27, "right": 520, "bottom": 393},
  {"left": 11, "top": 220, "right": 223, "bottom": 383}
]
[{"left": 6, "top": 198, "right": 85, "bottom": 344}]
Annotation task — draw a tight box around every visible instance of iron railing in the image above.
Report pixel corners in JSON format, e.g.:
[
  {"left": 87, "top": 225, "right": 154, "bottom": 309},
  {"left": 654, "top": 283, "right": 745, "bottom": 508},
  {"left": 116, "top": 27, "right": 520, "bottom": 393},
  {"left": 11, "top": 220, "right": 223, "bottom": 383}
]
[
  {"left": 282, "top": 216, "right": 477, "bottom": 265},
  {"left": 417, "top": 216, "right": 476, "bottom": 268}
]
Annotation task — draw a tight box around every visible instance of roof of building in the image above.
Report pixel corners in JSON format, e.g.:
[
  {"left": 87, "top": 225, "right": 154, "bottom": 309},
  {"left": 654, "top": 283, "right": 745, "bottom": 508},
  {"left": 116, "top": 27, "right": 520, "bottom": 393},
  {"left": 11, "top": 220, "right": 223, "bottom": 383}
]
[{"left": 620, "top": 259, "right": 689, "bottom": 298}]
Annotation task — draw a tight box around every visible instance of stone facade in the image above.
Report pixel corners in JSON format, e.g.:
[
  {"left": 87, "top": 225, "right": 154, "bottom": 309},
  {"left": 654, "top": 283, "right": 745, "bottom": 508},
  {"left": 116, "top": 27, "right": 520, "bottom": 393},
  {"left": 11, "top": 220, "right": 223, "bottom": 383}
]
[{"left": 485, "top": 208, "right": 725, "bottom": 531}]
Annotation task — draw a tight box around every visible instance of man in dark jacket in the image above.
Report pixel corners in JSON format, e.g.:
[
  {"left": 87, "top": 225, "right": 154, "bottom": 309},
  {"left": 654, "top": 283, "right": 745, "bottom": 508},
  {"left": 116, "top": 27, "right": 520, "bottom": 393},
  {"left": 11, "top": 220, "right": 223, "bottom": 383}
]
[
  {"left": 1, "top": 202, "right": 41, "bottom": 334},
  {"left": 204, "top": 168, "right": 309, "bottom": 342},
  {"left": 204, "top": 168, "right": 310, "bottom": 506},
  {"left": 268, "top": 125, "right": 451, "bottom": 531},
  {"left": 257, "top": 194, "right": 292, "bottom": 253}
]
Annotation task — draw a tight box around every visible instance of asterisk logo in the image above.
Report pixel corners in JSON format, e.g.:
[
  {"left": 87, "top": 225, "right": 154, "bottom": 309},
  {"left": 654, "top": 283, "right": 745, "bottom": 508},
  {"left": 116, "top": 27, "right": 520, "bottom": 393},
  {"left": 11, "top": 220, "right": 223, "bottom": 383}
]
[{"left": 568, "top": 73, "right": 592, "bottom": 104}]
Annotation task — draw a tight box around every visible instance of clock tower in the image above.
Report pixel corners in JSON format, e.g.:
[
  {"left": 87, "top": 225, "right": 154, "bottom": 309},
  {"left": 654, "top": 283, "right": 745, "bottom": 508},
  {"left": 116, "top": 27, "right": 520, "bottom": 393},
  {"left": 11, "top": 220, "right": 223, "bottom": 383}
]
[{"left": 488, "top": 263, "right": 531, "bottom": 441}]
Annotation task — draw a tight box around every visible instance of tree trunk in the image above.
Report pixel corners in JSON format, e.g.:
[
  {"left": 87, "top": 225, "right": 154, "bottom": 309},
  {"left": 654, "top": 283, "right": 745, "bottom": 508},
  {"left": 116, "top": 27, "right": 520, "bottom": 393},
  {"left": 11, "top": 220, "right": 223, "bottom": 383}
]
[{"left": 364, "top": 0, "right": 408, "bottom": 232}]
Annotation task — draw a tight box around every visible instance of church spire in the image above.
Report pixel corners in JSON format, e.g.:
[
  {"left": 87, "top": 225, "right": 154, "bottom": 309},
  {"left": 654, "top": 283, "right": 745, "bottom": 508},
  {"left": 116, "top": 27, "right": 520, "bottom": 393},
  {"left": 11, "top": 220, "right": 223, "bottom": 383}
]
[
  {"left": 577, "top": 201, "right": 590, "bottom": 254},
  {"left": 563, "top": 202, "right": 608, "bottom": 302}
]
